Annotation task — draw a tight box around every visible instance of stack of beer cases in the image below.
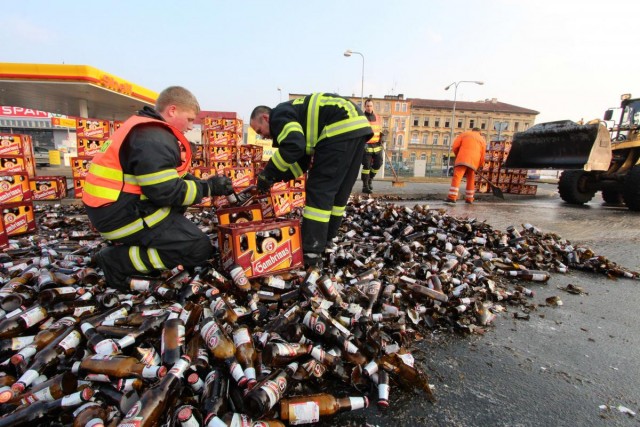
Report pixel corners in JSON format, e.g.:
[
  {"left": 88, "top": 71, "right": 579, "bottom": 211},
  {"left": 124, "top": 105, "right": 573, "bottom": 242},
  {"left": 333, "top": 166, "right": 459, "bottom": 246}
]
[
  {"left": 0, "top": 133, "right": 37, "bottom": 240},
  {"left": 72, "top": 118, "right": 111, "bottom": 198},
  {"left": 475, "top": 139, "right": 537, "bottom": 195}
]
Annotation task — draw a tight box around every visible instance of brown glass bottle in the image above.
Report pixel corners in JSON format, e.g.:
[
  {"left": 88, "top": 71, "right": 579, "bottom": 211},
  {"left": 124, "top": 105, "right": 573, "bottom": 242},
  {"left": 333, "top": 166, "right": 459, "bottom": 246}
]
[
  {"left": 228, "top": 264, "right": 251, "bottom": 293},
  {"left": 244, "top": 361, "right": 298, "bottom": 419},
  {"left": 0, "top": 388, "right": 93, "bottom": 427},
  {"left": 232, "top": 325, "right": 257, "bottom": 387},
  {"left": 161, "top": 315, "right": 185, "bottom": 366},
  {"left": 0, "top": 305, "right": 48, "bottom": 339},
  {"left": 200, "top": 368, "right": 228, "bottom": 425},
  {"left": 116, "top": 355, "right": 190, "bottom": 427},
  {"left": 261, "top": 342, "right": 310, "bottom": 367},
  {"left": 279, "top": 393, "right": 368, "bottom": 424},
  {"left": 199, "top": 317, "right": 247, "bottom": 387},
  {"left": 3, "top": 371, "right": 77, "bottom": 406},
  {"left": 71, "top": 401, "right": 107, "bottom": 427},
  {"left": 74, "top": 354, "right": 166, "bottom": 380},
  {"left": 37, "top": 286, "right": 79, "bottom": 307},
  {"left": 402, "top": 282, "right": 449, "bottom": 303},
  {"left": 10, "top": 315, "right": 78, "bottom": 367}
]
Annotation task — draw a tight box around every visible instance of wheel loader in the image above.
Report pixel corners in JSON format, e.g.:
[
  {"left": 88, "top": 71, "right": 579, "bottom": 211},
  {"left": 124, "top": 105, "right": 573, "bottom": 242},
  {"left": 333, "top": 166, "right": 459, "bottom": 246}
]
[{"left": 504, "top": 94, "right": 640, "bottom": 210}]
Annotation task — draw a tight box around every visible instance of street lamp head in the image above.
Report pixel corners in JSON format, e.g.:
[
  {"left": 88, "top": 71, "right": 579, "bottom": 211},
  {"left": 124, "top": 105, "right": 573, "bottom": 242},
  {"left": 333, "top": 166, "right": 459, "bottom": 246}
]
[
  {"left": 474, "top": 81, "right": 484, "bottom": 85},
  {"left": 343, "top": 50, "right": 352, "bottom": 57}
]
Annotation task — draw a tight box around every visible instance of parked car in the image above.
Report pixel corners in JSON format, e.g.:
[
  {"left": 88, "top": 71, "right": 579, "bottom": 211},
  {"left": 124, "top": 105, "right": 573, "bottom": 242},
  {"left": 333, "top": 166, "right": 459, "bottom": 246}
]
[
  {"left": 442, "top": 165, "right": 454, "bottom": 176},
  {"left": 33, "top": 146, "right": 50, "bottom": 167}
]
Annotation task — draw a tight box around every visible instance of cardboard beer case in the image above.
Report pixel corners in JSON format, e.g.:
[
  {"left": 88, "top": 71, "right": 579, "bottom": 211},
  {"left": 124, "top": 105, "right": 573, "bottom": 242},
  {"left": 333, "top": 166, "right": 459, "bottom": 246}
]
[
  {"left": 76, "top": 118, "right": 110, "bottom": 139},
  {"left": 71, "top": 157, "right": 92, "bottom": 180},
  {"left": 77, "top": 138, "right": 108, "bottom": 157},
  {"left": 30, "top": 176, "right": 67, "bottom": 200},
  {"left": 218, "top": 218, "right": 303, "bottom": 278},
  {"left": 216, "top": 204, "right": 263, "bottom": 226}
]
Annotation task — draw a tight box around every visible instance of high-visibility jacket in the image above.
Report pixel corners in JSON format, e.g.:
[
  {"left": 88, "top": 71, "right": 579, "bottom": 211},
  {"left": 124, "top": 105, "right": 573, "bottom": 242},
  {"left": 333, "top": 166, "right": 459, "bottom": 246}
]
[
  {"left": 452, "top": 130, "right": 487, "bottom": 171},
  {"left": 365, "top": 112, "right": 382, "bottom": 145},
  {"left": 83, "top": 116, "right": 192, "bottom": 208},
  {"left": 263, "top": 93, "right": 373, "bottom": 180}
]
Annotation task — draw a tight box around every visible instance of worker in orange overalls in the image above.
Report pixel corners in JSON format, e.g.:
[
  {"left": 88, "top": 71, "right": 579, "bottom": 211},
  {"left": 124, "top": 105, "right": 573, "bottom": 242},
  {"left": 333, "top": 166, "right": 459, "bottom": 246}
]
[{"left": 446, "top": 127, "right": 487, "bottom": 204}]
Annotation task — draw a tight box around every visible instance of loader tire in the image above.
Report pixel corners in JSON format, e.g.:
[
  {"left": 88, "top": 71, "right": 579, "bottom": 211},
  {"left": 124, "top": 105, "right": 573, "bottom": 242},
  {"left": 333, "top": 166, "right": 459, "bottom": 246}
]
[
  {"left": 622, "top": 166, "right": 640, "bottom": 211},
  {"left": 602, "top": 189, "right": 624, "bottom": 205},
  {"left": 558, "top": 170, "right": 596, "bottom": 205}
]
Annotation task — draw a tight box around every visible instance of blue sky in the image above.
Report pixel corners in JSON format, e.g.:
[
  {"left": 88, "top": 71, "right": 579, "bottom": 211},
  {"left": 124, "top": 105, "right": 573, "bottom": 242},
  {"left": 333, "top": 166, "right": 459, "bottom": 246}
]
[{"left": 2, "top": 0, "right": 639, "bottom": 123}]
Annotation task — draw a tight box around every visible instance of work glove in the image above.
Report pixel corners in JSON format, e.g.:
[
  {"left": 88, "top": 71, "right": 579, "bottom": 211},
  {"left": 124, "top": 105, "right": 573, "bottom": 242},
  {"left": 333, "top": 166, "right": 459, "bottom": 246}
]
[
  {"left": 207, "top": 176, "right": 234, "bottom": 196},
  {"left": 256, "top": 173, "right": 275, "bottom": 193}
]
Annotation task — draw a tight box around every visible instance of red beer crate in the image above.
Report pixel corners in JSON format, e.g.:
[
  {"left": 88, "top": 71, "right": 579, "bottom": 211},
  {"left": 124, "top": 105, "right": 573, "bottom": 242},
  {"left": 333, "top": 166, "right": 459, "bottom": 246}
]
[
  {"left": 71, "top": 157, "right": 92, "bottom": 179},
  {"left": 216, "top": 204, "right": 263, "bottom": 226},
  {"left": 1, "top": 201, "right": 36, "bottom": 236},
  {"left": 73, "top": 178, "right": 85, "bottom": 199},
  {"left": 290, "top": 190, "right": 306, "bottom": 209},
  {"left": 0, "top": 134, "right": 33, "bottom": 157},
  {"left": 0, "top": 155, "right": 35, "bottom": 178},
  {"left": 218, "top": 218, "right": 303, "bottom": 278},
  {"left": 0, "top": 173, "right": 32, "bottom": 204},
  {"left": 30, "top": 176, "right": 67, "bottom": 200},
  {"left": 77, "top": 138, "right": 108, "bottom": 157},
  {"left": 76, "top": 118, "right": 110, "bottom": 139}
]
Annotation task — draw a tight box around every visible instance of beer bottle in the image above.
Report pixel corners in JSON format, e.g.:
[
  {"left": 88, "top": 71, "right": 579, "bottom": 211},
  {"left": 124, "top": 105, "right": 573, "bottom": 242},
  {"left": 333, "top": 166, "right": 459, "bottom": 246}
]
[
  {"left": 46, "top": 300, "right": 100, "bottom": 319},
  {"left": 279, "top": 393, "right": 368, "bottom": 424},
  {"left": 200, "top": 368, "right": 229, "bottom": 425},
  {"left": 10, "top": 315, "right": 78, "bottom": 367},
  {"left": 300, "top": 268, "right": 322, "bottom": 299},
  {"left": 261, "top": 342, "right": 310, "bottom": 367},
  {"left": 0, "top": 335, "right": 35, "bottom": 360},
  {"left": 161, "top": 312, "right": 185, "bottom": 366},
  {"left": 504, "top": 269, "right": 550, "bottom": 282},
  {"left": 232, "top": 325, "right": 257, "bottom": 387},
  {"left": 35, "top": 268, "right": 58, "bottom": 292},
  {"left": 228, "top": 264, "right": 251, "bottom": 293},
  {"left": 0, "top": 371, "right": 77, "bottom": 406},
  {"left": 174, "top": 404, "right": 203, "bottom": 427},
  {"left": 377, "top": 370, "right": 390, "bottom": 408},
  {"left": 75, "top": 354, "right": 166, "bottom": 380},
  {"left": 185, "top": 334, "right": 210, "bottom": 376},
  {"left": 316, "top": 275, "right": 344, "bottom": 305},
  {"left": 37, "top": 286, "right": 79, "bottom": 307},
  {"left": 12, "top": 328, "right": 82, "bottom": 392},
  {"left": 255, "top": 303, "right": 304, "bottom": 349},
  {"left": 378, "top": 352, "right": 435, "bottom": 402},
  {"left": 0, "top": 305, "right": 48, "bottom": 339},
  {"left": 244, "top": 361, "right": 298, "bottom": 419},
  {"left": 401, "top": 281, "right": 449, "bottom": 303},
  {"left": 72, "top": 401, "right": 107, "bottom": 427},
  {"left": 0, "top": 388, "right": 93, "bottom": 427},
  {"left": 94, "top": 310, "right": 169, "bottom": 355},
  {"left": 116, "top": 355, "right": 190, "bottom": 427},
  {"left": 199, "top": 317, "right": 247, "bottom": 387}
]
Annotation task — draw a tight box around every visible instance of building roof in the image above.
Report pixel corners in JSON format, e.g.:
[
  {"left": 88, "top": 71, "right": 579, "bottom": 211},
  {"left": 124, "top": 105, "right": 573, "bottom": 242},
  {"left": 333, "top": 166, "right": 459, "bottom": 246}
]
[{"left": 407, "top": 98, "right": 539, "bottom": 115}]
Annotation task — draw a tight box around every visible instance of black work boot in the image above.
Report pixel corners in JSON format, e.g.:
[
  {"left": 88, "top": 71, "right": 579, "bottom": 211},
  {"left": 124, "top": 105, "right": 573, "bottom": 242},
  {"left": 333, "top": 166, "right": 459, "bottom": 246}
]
[
  {"left": 303, "top": 252, "right": 324, "bottom": 270},
  {"left": 362, "top": 177, "right": 372, "bottom": 194},
  {"left": 367, "top": 176, "right": 374, "bottom": 192}
]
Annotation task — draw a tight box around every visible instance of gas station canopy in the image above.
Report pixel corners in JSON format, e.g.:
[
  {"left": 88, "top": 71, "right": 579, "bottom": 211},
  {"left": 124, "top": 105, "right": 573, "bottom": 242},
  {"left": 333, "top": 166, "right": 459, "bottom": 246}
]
[{"left": 0, "top": 63, "right": 157, "bottom": 121}]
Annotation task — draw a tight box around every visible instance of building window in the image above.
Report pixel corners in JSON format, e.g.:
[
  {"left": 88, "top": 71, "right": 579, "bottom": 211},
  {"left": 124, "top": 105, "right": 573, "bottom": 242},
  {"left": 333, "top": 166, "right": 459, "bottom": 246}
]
[
  {"left": 514, "top": 122, "right": 520, "bottom": 132},
  {"left": 375, "top": 102, "right": 380, "bottom": 111},
  {"left": 383, "top": 118, "right": 389, "bottom": 128},
  {"left": 402, "top": 103, "right": 407, "bottom": 112},
  {"left": 434, "top": 119, "right": 440, "bottom": 127},
  {"left": 423, "top": 118, "right": 429, "bottom": 126},
  {"left": 431, "top": 153, "right": 436, "bottom": 164},
  {"left": 422, "top": 133, "right": 428, "bottom": 144},
  {"left": 420, "top": 153, "right": 426, "bottom": 160},
  {"left": 413, "top": 116, "right": 419, "bottom": 126},
  {"left": 399, "top": 119, "right": 406, "bottom": 130},
  {"left": 395, "top": 103, "right": 400, "bottom": 112},
  {"left": 433, "top": 134, "right": 439, "bottom": 145},
  {"left": 443, "top": 134, "right": 449, "bottom": 146},
  {"left": 411, "top": 132, "right": 419, "bottom": 144},
  {"left": 410, "top": 153, "right": 416, "bottom": 162},
  {"left": 470, "top": 119, "right": 475, "bottom": 128},
  {"left": 457, "top": 120, "right": 463, "bottom": 128},
  {"left": 384, "top": 103, "right": 390, "bottom": 113},
  {"left": 445, "top": 120, "right": 450, "bottom": 128},
  {"left": 481, "top": 121, "right": 486, "bottom": 130},
  {"left": 396, "top": 134, "right": 404, "bottom": 146}
]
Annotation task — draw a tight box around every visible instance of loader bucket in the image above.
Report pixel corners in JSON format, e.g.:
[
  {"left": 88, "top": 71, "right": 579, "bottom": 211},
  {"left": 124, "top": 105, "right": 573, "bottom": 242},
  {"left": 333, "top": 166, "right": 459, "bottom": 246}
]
[{"left": 504, "top": 120, "right": 611, "bottom": 171}]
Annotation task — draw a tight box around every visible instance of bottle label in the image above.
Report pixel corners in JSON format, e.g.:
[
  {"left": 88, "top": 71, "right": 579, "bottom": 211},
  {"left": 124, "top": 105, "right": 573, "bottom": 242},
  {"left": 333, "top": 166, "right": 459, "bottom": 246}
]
[
  {"left": 378, "top": 383, "right": 390, "bottom": 401},
  {"left": 73, "top": 305, "right": 97, "bottom": 317},
  {"left": 349, "top": 396, "right": 367, "bottom": 410},
  {"left": 11, "top": 335, "right": 35, "bottom": 350},
  {"left": 94, "top": 339, "right": 119, "bottom": 355},
  {"left": 260, "top": 378, "right": 284, "bottom": 410},
  {"left": 228, "top": 360, "right": 245, "bottom": 383},
  {"left": 267, "top": 276, "right": 286, "bottom": 289},
  {"left": 72, "top": 401, "right": 101, "bottom": 417},
  {"left": 532, "top": 273, "right": 546, "bottom": 281},
  {"left": 129, "top": 278, "right": 151, "bottom": 291},
  {"left": 16, "top": 369, "right": 39, "bottom": 389},
  {"left": 201, "top": 320, "right": 221, "bottom": 349},
  {"left": 244, "top": 366, "right": 256, "bottom": 381},
  {"left": 19, "top": 307, "right": 46, "bottom": 328},
  {"left": 398, "top": 353, "right": 415, "bottom": 367},
  {"left": 232, "top": 327, "right": 251, "bottom": 347},
  {"left": 288, "top": 401, "right": 320, "bottom": 425}
]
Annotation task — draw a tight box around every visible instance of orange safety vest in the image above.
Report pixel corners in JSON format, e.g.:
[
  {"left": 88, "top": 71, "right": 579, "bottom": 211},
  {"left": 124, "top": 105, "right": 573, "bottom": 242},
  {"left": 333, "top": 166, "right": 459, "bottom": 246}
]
[
  {"left": 82, "top": 116, "right": 192, "bottom": 208},
  {"left": 367, "top": 114, "right": 382, "bottom": 144}
]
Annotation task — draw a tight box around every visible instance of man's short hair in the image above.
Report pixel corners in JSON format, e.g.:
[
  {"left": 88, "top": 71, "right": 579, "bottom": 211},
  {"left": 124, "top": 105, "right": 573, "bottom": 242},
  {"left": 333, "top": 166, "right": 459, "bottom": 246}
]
[
  {"left": 250, "top": 105, "right": 272, "bottom": 120},
  {"left": 155, "top": 86, "right": 200, "bottom": 114},
  {"left": 365, "top": 98, "right": 373, "bottom": 105}
]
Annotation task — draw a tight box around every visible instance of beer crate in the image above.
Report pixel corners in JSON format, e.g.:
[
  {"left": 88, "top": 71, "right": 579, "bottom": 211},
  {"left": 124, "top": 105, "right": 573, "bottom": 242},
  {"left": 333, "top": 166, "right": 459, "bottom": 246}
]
[
  {"left": 290, "top": 190, "right": 306, "bottom": 209},
  {"left": 218, "top": 218, "right": 303, "bottom": 278},
  {"left": 0, "top": 133, "right": 33, "bottom": 157},
  {"left": 212, "top": 161, "right": 234, "bottom": 175},
  {"left": 208, "top": 145, "right": 236, "bottom": 162},
  {"left": 30, "top": 176, "right": 67, "bottom": 200},
  {"left": 191, "top": 167, "right": 217, "bottom": 179},
  {"left": 77, "top": 138, "right": 108, "bottom": 157},
  {"left": 190, "top": 158, "right": 207, "bottom": 170},
  {"left": 73, "top": 178, "right": 85, "bottom": 199},
  {"left": 522, "top": 184, "right": 538, "bottom": 195},
  {"left": 1, "top": 201, "right": 36, "bottom": 236},
  {"left": 272, "top": 181, "right": 289, "bottom": 192},
  {"left": 0, "top": 173, "right": 32, "bottom": 204},
  {"left": 71, "top": 157, "right": 92, "bottom": 179},
  {"left": 76, "top": 118, "right": 110, "bottom": 139},
  {"left": 0, "top": 155, "right": 35, "bottom": 178},
  {"left": 270, "top": 190, "right": 292, "bottom": 217},
  {"left": 0, "top": 216, "right": 8, "bottom": 249},
  {"left": 216, "top": 204, "right": 263, "bottom": 226},
  {"left": 239, "top": 145, "right": 263, "bottom": 162},
  {"left": 290, "top": 175, "right": 306, "bottom": 190},
  {"left": 227, "top": 167, "right": 254, "bottom": 190}
]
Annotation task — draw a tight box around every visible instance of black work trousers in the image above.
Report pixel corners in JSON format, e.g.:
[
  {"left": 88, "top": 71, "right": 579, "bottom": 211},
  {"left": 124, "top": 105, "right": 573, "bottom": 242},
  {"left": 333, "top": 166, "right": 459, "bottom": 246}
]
[
  {"left": 96, "top": 212, "right": 213, "bottom": 291},
  {"left": 361, "top": 144, "right": 383, "bottom": 177},
  {"left": 302, "top": 135, "right": 367, "bottom": 254}
]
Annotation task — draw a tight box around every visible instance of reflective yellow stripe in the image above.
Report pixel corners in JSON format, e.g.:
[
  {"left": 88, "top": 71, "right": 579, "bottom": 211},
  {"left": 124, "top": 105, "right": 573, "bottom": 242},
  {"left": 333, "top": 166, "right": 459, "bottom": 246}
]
[
  {"left": 271, "top": 150, "right": 291, "bottom": 172},
  {"left": 331, "top": 205, "right": 346, "bottom": 217},
  {"left": 100, "top": 207, "right": 171, "bottom": 240},
  {"left": 182, "top": 180, "right": 197, "bottom": 206},
  {"left": 147, "top": 248, "right": 166, "bottom": 269},
  {"left": 88, "top": 163, "right": 123, "bottom": 181},
  {"left": 83, "top": 180, "right": 120, "bottom": 202},
  {"left": 302, "top": 205, "right": 331, "bottom": 223},
  {"left": 319, "top": 96, "right": 358, "bottom": 117},
  {"left": 136, "top": 169, "right": 179, "bottom": 186},
  {"left": 306, "top": 94, "right": 322, "bottom": 153},
  {"left": 366, "top": 145, "right": 382, "bottom": 153},
  {"left": 289, "top": 162, "right": 303, "bottom": 178},
  {"left": 277, "top": 122, "right": 304, "bottom": 145},
  {"left": 129, "top": 246, "right": 149, "bottom": 273},
  {"left": 319, "top": 116, "right": 371, "bottom": 142},
  {"left": 124, "top": 174, "right": 138, "bottom": 185}
]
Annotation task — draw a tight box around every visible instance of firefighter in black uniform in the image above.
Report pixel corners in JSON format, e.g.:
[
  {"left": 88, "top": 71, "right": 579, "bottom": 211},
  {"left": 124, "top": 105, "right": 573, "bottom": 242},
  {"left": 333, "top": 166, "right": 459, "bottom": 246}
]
[
  {"left": 83, "top": 86, "right": 233, "bottom": 291},
  {"left": 360, "top": 98, "right": 385, "bottom": 193},
  {"left": 250, "top": 93, "right": 373, "bottom": 268}
]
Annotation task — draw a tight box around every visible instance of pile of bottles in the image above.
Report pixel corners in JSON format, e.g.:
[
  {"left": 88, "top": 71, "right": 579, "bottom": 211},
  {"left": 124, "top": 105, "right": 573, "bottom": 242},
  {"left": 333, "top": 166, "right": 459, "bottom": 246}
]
[{"left": 0, "top": 200, "right": 636, "bottom": 426}]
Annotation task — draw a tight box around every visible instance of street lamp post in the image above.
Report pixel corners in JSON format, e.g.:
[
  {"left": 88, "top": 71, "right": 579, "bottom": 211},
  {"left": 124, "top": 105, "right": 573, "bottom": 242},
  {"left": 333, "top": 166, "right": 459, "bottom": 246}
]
[
  {"left": 343, "top": 49, "right": 364, "bottom": 109},
  {"left": 444, "top": 80, "right": 484, "bottom": 174}
]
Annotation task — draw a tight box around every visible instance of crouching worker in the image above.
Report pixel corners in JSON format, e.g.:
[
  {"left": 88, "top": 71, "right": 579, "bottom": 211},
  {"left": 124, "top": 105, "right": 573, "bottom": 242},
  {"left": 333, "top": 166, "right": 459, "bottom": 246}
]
[{"left": 83, "top": 86, "right": 233, "bottom": 291}]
